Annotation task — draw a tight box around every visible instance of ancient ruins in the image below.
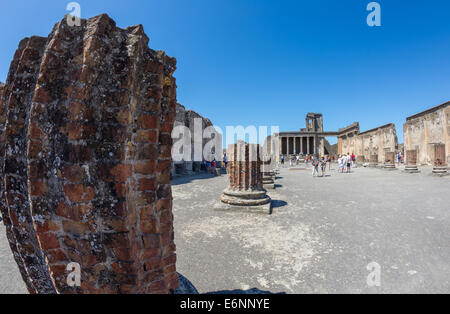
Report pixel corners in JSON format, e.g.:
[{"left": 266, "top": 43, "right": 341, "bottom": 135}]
[
  {"left": 219, "top": 142, "right": 272, "bottom": 213},
  {"left": 0, "top": 14, "right": 181, "bottom": 294},
  {"left": 277, "top": 113, "right": 399, "bottom": 165},
  {"left": 173, "top": 103, "right": 220, "bottom": 176},
  {"left": 0, "top": 11, "right": 449, "bottom": 296},
  {"left": 403, "top": 102, "right": 449, "bottom": 166}
]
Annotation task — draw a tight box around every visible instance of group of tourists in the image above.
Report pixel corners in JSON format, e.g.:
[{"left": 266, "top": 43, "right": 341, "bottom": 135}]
[
  {"left": 338, "top": 153, "right": 355, "bottom": 173},
  {"left": 311, "top": 155, "right": 329, "bottom": 177}
]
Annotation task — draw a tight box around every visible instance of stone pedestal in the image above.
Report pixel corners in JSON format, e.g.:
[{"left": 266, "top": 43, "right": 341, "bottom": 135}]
[
  {"left": 218, "top": 142, "right": 272, "bottom": 213},
  {"left": 404, "top": 150, "right": 420, "bottom": 173},
  {"left": 262, "top": 156, "right": 275, "bottom": 190},
  {"left": 384, "top": 152, "right": 397, "bottom": 170},
  {"left": 432, "top": 144, "right": 448, "bottom": 176},
  {"left": 369, "top": 154, "right": 378, "bottom": 168}
]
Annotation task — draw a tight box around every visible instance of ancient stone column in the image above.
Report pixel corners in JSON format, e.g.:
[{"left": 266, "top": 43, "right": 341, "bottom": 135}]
[
  {"left": 404, "top": 150, "right": 420, "bottom": 173},
  {"left": 262, "top": 156, "right": 275, "bottom": 190},
  {"left": 432, "top": 144, "right": 448, "bottom": 176},
  {"left": 369, "top": 154, "right": 378, "bottom": 167},
  {"left": 0, "top": 14, "right": 188, "bottom": 294},
  {"left": 384, "top": 152, "right": 396, "bottom": 170},
  {"left": 220, "top": 142, "right": 271, "bottom": 212}
]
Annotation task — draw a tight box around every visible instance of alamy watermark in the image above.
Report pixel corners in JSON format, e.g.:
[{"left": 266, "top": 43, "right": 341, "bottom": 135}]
[
  {"left": 367, "top": 2, "right": 381, "bottom": 27},
  {"left": 67, "top": 262, "right": 81, "bottom": 287},
  {"left": 66, "top": 2, "right": 81, "bottom": 27},
  {"left": 171, "top": 119, "right": 280, "bottom": 162},
  {"left": 366, "top": 262, "right": 381, "bottom": 287}
]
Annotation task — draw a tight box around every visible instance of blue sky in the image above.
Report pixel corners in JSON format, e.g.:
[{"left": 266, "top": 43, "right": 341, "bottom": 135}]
[{"left": 1, "top": 0, "right": 449, "bottom": 144}]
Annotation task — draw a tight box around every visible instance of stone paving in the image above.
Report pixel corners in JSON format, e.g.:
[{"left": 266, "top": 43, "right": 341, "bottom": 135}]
[
  {"left": 1, "top": 164, "right": 449, "bottom": 293},
  {"left": 172, "top": 164, "right": 450, "bottom": 294}
]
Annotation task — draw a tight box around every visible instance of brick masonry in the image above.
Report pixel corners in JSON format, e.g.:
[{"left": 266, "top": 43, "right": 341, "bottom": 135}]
[
  {"left": 1, "top": 14, "right": 179, "bottom": 294},
  {"left": 220, "top": 142, "right": 271, "bottom": 207}
]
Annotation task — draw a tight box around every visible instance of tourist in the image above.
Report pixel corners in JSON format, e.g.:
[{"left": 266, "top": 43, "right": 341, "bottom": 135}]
[
  {"left": 346, "top": 153, "right": 352, "bottom": 173},
  {"left": 206, "top": 160, "right": 211, "bottom": 173},
  {"left": 320, "top": 156, "right": 327, "bottom": 177},
  {"left": 305, "top": 155, "right": 309, "bottom": 167},
  {"left": 312, "top": 155, "right": 320, "bottom": 177},
  {"left": 296, "top": 154, "right": 300, "bottom": 165},
  {"left": 281, "top": 155, "right": 285, "bottom": 166},
  {"left": 338, "top": 154, "right": 344, "bottom": 173},
  {"left": 351, "top": 153, "right": 356, "bottom": 166},
  {"left": 223, "top": 153, "right": 228, "bottom": 169},
  {"left": 211, "top": 159, "right": 216, "bottom": 174}
]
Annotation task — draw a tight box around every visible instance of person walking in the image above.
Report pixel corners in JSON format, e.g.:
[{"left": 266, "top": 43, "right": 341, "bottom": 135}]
[
  {"left": 338, "top": 155, "right": 343, "bottom": 173},
  {"left": 223, "top": 153, "right": 228, "bottom": 169},
  {"left": 281, "top": 155, "right": 285, "bottom": 166},
  {"left": 312, "top": 155, "right": 320, "bottom": 177},
  {"left": 320, "top": 157, "right": 327, "bottom": 177}
]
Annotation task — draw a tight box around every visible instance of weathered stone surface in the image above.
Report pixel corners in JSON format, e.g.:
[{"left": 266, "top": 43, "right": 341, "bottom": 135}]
[
  {"left": 262, "top": 157, "right": 275, "bottom": 189},
  {"left": 172, "top": 103, "right": 220, "bottom": 175},
  {"left": 220, "top": 142, "right": 271, "bottom": 209},
  {"left": 384, "top": 151, "right": 396, "bottom": 170},
  {"left": 404, "top": 102, "right": 449, "bottom": 166},
  {"left": 339, "top": 123, "right": 398, "bottom": 163},
  {"left": 404, "top": 150, "right": 420, "bottom": 173},
  {"left": 369, "top": 154, "right": 378, "bottom": 167},
  {"left": 1, "top": 14, "right": 179, "bottom": 294},
  {"left": 432, "top": 144, "right": 448, "bottom": 176}
]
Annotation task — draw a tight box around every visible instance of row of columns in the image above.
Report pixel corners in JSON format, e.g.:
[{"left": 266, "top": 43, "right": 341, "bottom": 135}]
[{"left": 280, "top": 136, "right": 322, "bottom": 156}]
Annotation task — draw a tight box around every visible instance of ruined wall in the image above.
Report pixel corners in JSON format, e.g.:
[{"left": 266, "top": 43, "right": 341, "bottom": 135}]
[
  {"left": 173, "top": 103, "right": 220, "bottom": 175},
  {"left": 403, "top": 102, "right": 450, "bottom": 165},
  {"left": 339, "top": 123, "right": 398, "bottom": 163},
  {"left": 1, "top": 14, "right": 179, "bottom": 294}
]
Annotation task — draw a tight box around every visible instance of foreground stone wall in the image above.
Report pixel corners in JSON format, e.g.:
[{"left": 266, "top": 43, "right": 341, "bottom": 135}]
[
  {"left": 1, "top": 14, "right": 179, "bottom": 294},
  {"left": 403, "top": 102, "right": 450, "bottom": 165},
  {"left": 340, "top": 123, "right": 398, "bottom": 163}
]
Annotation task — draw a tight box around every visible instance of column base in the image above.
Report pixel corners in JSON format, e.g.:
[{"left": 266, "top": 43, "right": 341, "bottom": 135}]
[
  {"left": 218, "top": 188, "right": 272, "bottom": 214},
  {"left": 432, "top": 166, "right": 449, "bottom": 176},
  {"left": 383, "top": 164, "right": 397, "bottom": 170},
  {"left": 263, "top": 183, "right": 275, "bottom": 190},
  {"left": 214, "top": 200, "right": 272, "bottom": 214},
  {"left": 403, "top": 165, "right": 420, "bottom": 173}
]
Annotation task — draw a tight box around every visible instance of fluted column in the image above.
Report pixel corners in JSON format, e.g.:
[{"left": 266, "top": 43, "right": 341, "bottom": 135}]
[{"left": 221, "top": 142, "right": 271, "bottom": 207}]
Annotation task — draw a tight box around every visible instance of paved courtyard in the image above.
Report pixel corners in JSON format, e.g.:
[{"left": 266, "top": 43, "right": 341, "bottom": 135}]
[
  {"left": 1, "top": 164, "right": 449, "bottom": 294},
  {"left": 173, "top": 165, "right": 450, "bottom": 294}
]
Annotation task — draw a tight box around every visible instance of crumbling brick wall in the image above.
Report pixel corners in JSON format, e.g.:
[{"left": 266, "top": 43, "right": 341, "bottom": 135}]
[{"left": 1, "top": 14, "right": 179, "bottom": 294}]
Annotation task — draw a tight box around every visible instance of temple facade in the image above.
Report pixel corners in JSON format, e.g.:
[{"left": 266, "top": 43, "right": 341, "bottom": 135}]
[{"left": 276, "top": 113, "right": 337, "bottom": 157}]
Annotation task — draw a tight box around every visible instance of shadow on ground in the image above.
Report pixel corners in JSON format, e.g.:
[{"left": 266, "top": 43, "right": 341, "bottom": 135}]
[
  {"left": 271, "top": 200, "right": 287, "bottom": 208},
  {"left": 172, "top": 172, "right": 220, "bottom": 186}
]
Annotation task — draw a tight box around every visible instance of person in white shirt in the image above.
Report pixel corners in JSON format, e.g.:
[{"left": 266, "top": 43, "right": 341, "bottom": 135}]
[
  {"left": 346, "top": 153, "right": 352, "bottom": 173},
  {"left": 338, "top": 155, "right": 343, "bottom": 173}
]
